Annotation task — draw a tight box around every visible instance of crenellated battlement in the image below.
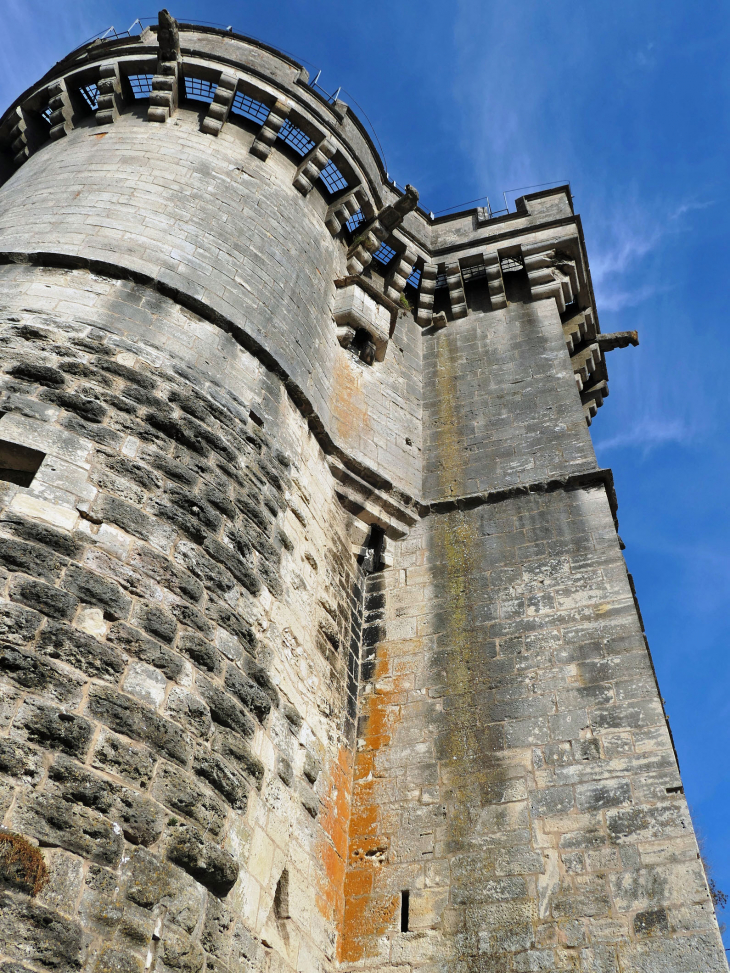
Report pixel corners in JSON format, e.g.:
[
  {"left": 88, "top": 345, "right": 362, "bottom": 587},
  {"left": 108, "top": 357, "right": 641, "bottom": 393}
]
[{"left": 0, "top": 13, "right": 628, "bottom": 438}]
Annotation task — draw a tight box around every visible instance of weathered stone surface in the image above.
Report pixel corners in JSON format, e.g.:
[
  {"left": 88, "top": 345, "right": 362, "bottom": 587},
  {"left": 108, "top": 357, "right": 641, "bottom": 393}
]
[
  {"left": 166, "top": 826, "right": 239, "bottom": 897},
  {"left": 12, "top": 700, "right": 92, "bottom": 756},
  {"left": 0, "top": 894, "right": 86, "bottom": 971},
  {"left": 9, "top": 576, "right": 78, "bottom": 619},
  {"left": 37, "top": 621, "right": 126, "bottom": 681},
  {"left": 87, "top": 686, "right": 191, "bottom": 766}
]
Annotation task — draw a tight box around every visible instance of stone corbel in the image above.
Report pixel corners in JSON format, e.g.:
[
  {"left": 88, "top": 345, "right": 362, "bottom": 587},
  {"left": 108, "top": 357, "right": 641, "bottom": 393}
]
[
  {"left": 523, "top": 237, "right": 581, "bottom": 313},
  {"left": 484, "top": 252, "right": 507, "bottom": 309},
  {"left": 333, "top": 277, "right": 397, "bottom": 363},
  {"left": 249, "top": 99, "right": 291, "bottom": 161},
  {"left": 346, "top": 222, "right": 388, "bottom": 275},
  {"left": 416, "top": 264, "right": 437, "bottom": 326},
  {"left": 148, "top": 61, "right": 179, "bottom": 123},
  {"left": 346, "top": 185, "right": 419, "bottom": 274},
  {"left": 329, "top": 458, "right": 418, "bottom": 543},
  {"left": 562, "top": 307, "right": 597, "bottom": 353},
  {"left": 148, "top": 10, "right": 180, "bottom": 124},
  {"left": 96, "top": 62, "right": 122, "bottom": 125},
  {"left": 293, "top": 138, "right": 336, "bottom": 195},
  {"left": 571, "top": 343, "right": 602, "bottom": 392},
  {"left": 201, "top": 72, "right": 237, "bottom": 136},
  {"left": 384, "top": 245, "right": 417, "bottom": 303},
  {"left": 445, "top": 260, "right": 467, "bottom": 319},
  {"left": 325, "top": 187, "right": 374, "bottom": 237},
  {"left": 581, "top": 380, "right": 608, "bottom": 425},
  {"left": 46, "top": 78, "right": 75, "bottom": 141},
  {"left": 6, "top": 105, "right": 46, "bottom": 168}
]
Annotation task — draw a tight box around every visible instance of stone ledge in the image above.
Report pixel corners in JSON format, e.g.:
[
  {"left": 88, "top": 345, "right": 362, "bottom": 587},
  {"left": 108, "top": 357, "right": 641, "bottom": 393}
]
[
  {"left": 423, "top": 467, "right": 619, "bottom": 528},
  {"left": 0, "top": 251, "right": 408, "bottom": 506}
]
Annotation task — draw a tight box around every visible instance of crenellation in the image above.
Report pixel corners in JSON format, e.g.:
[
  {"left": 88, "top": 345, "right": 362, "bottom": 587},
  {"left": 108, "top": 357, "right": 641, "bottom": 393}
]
[{"left": 0, "top": 10, "right": 723, "bottom": 973}]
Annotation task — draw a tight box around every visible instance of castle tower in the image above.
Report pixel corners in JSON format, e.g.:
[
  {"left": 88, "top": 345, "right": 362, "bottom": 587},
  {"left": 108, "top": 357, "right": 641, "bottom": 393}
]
[{"left": 0, "top": 13, "right": 725, "bottom": 973}]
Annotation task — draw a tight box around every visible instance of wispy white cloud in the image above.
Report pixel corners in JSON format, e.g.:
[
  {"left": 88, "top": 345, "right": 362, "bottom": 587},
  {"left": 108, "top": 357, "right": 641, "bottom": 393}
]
[
  {"left": 669, "top": 198, "right": 715, "bottom": 220},
  {"left": 594, "top": 415, "right": 693, "bottom": 453},
  {"left": 589, "top": 191, "right": 711, "bottom": 312}
]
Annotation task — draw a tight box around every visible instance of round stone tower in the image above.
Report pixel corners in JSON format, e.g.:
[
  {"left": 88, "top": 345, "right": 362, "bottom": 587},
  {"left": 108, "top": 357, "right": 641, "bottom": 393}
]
[{"left": 0, "top": 12, "right": 726, "bottom": 973}]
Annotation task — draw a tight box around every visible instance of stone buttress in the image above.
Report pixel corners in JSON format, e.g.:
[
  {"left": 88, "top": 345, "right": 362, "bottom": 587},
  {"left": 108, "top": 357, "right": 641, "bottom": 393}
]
[{"left": 0, "top": 11, "right": 725, "bottom": 973}]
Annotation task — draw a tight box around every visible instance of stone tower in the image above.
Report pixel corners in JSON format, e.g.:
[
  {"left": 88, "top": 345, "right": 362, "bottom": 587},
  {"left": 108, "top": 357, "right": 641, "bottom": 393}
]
[{"left": 0, "top": 12, "right": 725, "bottom": 973}]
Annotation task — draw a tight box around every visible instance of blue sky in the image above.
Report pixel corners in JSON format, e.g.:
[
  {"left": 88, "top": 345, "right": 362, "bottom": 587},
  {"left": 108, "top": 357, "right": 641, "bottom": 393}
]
[{"left": 2, "top": 0, "right": 729, "bottom": 937}]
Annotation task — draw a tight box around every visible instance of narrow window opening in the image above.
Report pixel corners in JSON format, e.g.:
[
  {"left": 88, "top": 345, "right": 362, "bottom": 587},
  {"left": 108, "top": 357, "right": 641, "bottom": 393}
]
[
  {"left": 127, "top": 74, "right": 154, "bottom": 99},
  {"left": 274, "top": 868, "right": 290, "bottom": 919},
  {"left": 362, "top": 525, "right": 386, "bottom": 573},
  {"left": 345, "top": 209, "right": 365, "bottom": 234},
  {"left": 277, "top": 119, "right": 316, "bottom": 157},
  {"left": 400, "top": 890, "right": 410, "bottom": 932},
  {"left": 184, "top": 76, "right": 217, "bottom": 104},
  {"left": 79, "top": 84, "right": 99, "bottom": 111},
  {"left": 230, "top": 91, "right": 270, "bottom": 125},
  {"left": 350, "top": 328, "right": 377, "bottom": 366},
  {"left": 319, "top": 160, "right": 348, "bottom": 195},
  {"left": 0, "top": 440, "right": 45, "bottom": 487}
]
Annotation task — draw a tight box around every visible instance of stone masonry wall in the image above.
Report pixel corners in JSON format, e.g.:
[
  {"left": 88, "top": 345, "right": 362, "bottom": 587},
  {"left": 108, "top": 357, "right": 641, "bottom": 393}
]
[
  {"left": 344, "top": 488, "right": 728, "bottom": 972},
  {"left": 0, "top": 271, "right": 362, "bottom": 973},
  {"left": 0, "top": 22, "right": 726, "bottom": 973},
  {"left": 0, "top": 108, "right": 422, "bottom": 499},
  {"left": 422, "top": 294, "right": 595, "bottom": 503}
]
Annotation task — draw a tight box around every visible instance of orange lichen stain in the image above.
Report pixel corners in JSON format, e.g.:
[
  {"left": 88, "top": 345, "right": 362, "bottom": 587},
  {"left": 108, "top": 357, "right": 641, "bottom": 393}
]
[
  {"left": 331, "top": 348, "right": 371, "bottom": 447},
  {"left": 313, "top": 745, "right": 354, "bottom": 934},
  {"left": 340, "top": 633, "right": 405, "bottom": 963},
  {"left": 344, "top": 867, "right": 373, "bottom": 897},
  {"left": 349, "top": 805, "right": 379, "bottom": 840}
]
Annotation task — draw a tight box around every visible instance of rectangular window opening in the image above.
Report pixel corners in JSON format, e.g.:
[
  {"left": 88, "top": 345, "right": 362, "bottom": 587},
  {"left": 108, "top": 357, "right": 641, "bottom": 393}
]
[
  {"left": 41, "top": 106, "right": 52, "bottom": 125},
  {"left": 400, "top": 890, "right": 410, "bottom": 932},
  {"left": 500, "top": 255, "right": 524, "bottom": 273},
  {"left": 230, "top": 91, "right": 270, "bottom": 125},
  {"left": 345, "top": 209, "right": 365, "bottom": 233},
  {"left": 274, "top": 868, "right": 290, "bottom": 919},
  {"left": 79, "top": 84, "right": 99, "bottom": 110},
  {"left": 127, "top": 74, "right": 153, "bottom": 99},
  {"left": 435, "top": 272, "right": 448, "bottom": 289},
  {"left": 319, "top": 160, "right": 348, "bottom": 195},
  {"left": 277, "top": 119, "right": 316, "bottom": 157},
  {"left": 406, "top": 267, "right": 421, "bottom": 289},
  {"left": 184, "top": 76, "right": 218, "bottom": 104},
  {"left": 372, "top": 243, "right": 397, "bottom": 267},
  {"left": 0, "top": 440, "right": 45, "bottom": 488},
  {"left": 461, "top": 263, "right": 487, "bottom": 283}
]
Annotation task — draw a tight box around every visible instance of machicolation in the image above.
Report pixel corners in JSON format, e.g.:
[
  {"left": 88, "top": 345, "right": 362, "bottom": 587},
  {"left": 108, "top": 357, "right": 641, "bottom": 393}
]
[{"left": 0, "top": 10, "right": 726, "bottom": 973}]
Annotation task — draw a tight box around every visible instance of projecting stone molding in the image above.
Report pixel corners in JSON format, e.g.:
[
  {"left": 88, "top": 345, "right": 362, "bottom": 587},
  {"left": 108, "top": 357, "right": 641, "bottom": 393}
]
[{"left": 333, "top": 278, "right": 396, "bottom": 363}]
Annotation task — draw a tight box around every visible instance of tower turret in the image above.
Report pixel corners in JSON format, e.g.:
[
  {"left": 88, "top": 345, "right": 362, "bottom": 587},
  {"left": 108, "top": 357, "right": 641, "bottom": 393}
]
[{"left": 0, "top": 12, "right": 725, "bottom": 973}]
